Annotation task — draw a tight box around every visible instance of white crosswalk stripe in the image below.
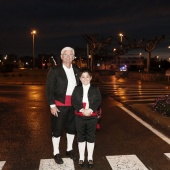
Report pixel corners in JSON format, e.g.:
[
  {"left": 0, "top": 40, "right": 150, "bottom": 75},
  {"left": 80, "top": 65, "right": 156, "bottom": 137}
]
[
  {"left": 39, "top": 158, "right": 74, "bottom": 170},
  {"left": 0, "top": 161, "right": 6, "bottom": 170},
  {"left": 106, "top": 155, "right": 148, "bottom": 170},
  {"left": 164, "top": 153, "right": 170, "bottom": 160}
]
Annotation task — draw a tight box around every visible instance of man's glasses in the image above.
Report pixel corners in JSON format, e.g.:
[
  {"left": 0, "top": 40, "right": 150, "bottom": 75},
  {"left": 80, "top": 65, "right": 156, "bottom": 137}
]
[{"left": 63, "top": 54, "right": 74, "bottom": 57}]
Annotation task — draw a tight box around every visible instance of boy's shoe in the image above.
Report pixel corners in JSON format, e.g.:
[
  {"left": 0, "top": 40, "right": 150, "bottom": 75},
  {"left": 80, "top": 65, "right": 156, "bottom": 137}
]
[
  {"left": 54, "top": 154, "right": 63, "bottom": 164},
  {"left": 78, "top": 160, "right": 84, "bottom": 168},
  {"left": 66, "top": 150, "right": 76, "bottom": 160},
  {"left": 88, "top": 160, "right": 94, "bottom": 168}
]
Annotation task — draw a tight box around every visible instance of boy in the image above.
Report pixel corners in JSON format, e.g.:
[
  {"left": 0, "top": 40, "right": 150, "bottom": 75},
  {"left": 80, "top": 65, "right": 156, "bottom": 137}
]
[{"left": 72, "top": 68, "right": 102, "bottom": 168}]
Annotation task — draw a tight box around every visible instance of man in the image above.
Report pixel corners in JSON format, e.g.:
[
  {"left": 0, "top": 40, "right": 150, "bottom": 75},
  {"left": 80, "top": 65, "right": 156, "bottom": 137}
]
[{"left": 46, "top": 47, "right": 80, "bottom": 164}]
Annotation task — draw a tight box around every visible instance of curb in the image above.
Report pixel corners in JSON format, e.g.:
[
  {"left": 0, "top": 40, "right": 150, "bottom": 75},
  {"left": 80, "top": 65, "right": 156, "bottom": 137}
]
[{"left": 131, "top": 104, "right": 170, "bottom": 131}]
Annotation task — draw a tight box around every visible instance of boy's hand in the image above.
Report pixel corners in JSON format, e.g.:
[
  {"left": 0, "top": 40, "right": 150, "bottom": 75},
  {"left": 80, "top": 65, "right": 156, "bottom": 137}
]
[{"left": 83, "top": 109, "right": 92, "bottom": 116}]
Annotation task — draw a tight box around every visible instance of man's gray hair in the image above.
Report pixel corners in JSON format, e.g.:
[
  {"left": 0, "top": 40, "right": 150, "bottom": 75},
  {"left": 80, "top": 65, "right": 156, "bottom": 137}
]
[{"left": 61, "top": 47, "right": 75, "bottom": 55}]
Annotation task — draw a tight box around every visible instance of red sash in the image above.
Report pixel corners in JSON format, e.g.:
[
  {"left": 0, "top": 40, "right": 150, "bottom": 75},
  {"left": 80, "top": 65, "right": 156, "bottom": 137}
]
[
  {"left": 74, "top": 102, "right": 97, "bottom": 117},
  {"left": 55, "top": 95, "right": 72, "bottom": 106}
]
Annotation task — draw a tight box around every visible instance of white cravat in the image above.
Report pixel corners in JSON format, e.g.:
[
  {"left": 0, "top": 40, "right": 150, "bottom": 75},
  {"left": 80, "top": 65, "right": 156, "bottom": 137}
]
[
  {"left": 82, "top": 84, "right": 90, "bottom": 109},
  {"left": 63, "top": 64, "right": 77, "bottom": 95}
]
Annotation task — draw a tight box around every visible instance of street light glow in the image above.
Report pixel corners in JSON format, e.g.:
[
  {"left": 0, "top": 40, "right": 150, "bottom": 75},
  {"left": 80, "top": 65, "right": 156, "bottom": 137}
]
[
  {"left": 31, "top": 30, "right": 37, "bottom": 35},
  {"left": 119, "top": 33, "right": 123, "bottom": 37}
]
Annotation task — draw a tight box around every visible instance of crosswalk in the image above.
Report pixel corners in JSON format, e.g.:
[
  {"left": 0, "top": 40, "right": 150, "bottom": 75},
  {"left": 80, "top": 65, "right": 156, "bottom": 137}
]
[
  {"left": 1, "top": 153, "right": 170, "bottom": 170},
  {"left": 98, "top": 83, "right": 170, "bottom": 105},
  {"left": 0, "top": 162, "right": 5, "bottom": 170}
]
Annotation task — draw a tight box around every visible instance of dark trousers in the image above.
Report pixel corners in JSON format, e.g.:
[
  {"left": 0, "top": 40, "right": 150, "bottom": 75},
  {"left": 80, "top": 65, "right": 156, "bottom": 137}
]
[
  {"left": 51, "top": 106, "right": 76, "bottom": 137},
  {"left": 75, "top": 115, "right": 97, "bottom": 143}
]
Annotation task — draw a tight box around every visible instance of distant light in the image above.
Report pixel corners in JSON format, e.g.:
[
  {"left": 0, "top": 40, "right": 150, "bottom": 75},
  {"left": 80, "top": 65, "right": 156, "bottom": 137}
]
[
  {"left": 120, "top": 65, "right": 127, "bottom": 71},
  {"left": 168, "top": 46, "right": 170, "bottom": 48},
  {"left": 4, "top": 55, "right": 7, "bottom": 60}
]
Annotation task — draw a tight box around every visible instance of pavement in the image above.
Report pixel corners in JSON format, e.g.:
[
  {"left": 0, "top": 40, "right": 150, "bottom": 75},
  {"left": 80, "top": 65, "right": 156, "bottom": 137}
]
[{"left": 0, "top": 71, "right": 169, "bottom": 137}]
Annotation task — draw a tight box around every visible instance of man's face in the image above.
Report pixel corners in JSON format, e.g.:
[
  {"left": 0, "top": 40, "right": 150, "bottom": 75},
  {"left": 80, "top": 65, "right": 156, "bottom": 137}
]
[{"left": 61, "top": 50, "right": 74, "bottom": 64}]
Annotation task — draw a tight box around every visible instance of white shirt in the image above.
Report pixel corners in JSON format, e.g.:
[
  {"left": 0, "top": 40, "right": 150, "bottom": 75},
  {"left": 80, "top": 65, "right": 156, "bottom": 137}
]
[{"left": 63, "top": 64, "right": 77, "bottom": 95}]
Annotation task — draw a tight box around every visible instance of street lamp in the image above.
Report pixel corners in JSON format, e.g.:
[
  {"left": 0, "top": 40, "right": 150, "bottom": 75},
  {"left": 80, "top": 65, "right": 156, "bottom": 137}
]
[
  {"left": 31, "top": 30, "right": 37, "bottom": 68},
  {"left": 119, "top": 33, "right": 123, "bottom": 51}
]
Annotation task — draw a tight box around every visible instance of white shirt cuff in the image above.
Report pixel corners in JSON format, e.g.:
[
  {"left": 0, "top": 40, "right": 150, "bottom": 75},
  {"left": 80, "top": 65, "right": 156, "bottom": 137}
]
[
  {"left": 80, "top": 108, "right": 84, "bottom": 112},
  {"left": 50, "top": 104, "right": 56, "bottom": 108}
]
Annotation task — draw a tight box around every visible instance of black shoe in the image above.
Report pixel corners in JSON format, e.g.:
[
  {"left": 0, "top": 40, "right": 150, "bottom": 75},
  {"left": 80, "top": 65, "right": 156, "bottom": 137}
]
[
  {"left": 54, "top": 154, "right": 63, "bottom": 164},
  {"left": 66, "top": 150, "right": 76, "bottom": 161},
  {"left": 78, "top": 160, "right": 84, "bottom": 168},
  {"left": 88, "top": 160, "right": 93, "bottom": 168}
]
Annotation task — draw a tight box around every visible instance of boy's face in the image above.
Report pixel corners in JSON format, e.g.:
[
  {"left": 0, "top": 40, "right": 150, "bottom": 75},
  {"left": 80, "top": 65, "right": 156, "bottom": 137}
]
[{"left": 80, "top": 72, "right": 92, "bottom": 85}]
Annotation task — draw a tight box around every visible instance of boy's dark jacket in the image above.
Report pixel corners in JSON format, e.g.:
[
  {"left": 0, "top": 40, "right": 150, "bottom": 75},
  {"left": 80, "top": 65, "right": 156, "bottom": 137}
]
[
  {"left": 46, "top": 65, "right": 80, "bottom": 105},
  {"left": 72, "top": 84, "right": 102, "bottom": 113}
]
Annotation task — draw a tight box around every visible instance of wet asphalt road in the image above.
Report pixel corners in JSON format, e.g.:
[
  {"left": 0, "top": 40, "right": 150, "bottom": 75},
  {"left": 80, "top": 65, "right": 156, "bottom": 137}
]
[{"left": 0, "top": 84, "right": 170, "bottom": 170}]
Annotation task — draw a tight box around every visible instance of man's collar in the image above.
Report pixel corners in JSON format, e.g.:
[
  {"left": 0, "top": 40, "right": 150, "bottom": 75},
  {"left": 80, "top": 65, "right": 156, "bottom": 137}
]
[{"left": 63, "top": 64, "right": 72, "bottom": 69}]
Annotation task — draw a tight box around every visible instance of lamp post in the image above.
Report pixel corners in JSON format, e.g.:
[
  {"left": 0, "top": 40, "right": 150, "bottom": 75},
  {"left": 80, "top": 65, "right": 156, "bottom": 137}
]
[
  {"left": 119, "top": 33, "right": 123, "bottom": 52},
  {"left": 116, "top": 33, "right": 123, "bottom": 70},
  {"left": 31, "top": 30, "right": 36, "bottom": 68}
]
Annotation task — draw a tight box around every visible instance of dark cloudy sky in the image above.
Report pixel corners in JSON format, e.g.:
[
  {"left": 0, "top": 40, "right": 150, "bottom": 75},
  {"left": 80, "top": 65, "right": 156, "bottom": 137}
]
[{"left": 0, "top": 0, "right": 170, "bottom": 58}]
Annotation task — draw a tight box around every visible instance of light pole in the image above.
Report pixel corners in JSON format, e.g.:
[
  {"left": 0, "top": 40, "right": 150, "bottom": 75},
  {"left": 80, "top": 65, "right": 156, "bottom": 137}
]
[
  {"left": 119, "top": 33, "right": 123, "bottom": 51},
  {"left": 116, "top": 33, "right": 123, "bottom": 70},
  {"left": 31, "top": 30, "right": 36, "bottom": 68}
]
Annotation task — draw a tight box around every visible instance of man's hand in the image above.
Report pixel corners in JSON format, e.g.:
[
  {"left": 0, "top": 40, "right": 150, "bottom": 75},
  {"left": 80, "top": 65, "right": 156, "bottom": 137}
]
[{"left": 50, "top": 106, "right": 60, "bottom": 117}]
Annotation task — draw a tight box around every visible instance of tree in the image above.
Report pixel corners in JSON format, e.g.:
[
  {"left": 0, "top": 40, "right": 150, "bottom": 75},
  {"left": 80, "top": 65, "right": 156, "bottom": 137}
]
[
  {"left": 141, "top": 36, "right": 165, "bottom": 73},
  {"left": 123, "top": 35, "right": 165, "bottom": 73},
  {"left": 82, "top": 34, "right": 112, "bottom": 71}
]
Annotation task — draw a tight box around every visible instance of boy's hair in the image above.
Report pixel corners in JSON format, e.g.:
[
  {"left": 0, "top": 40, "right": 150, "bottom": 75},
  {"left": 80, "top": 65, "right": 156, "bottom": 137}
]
[{"left": 79, "top": 68, "right": 92, "bottom": 77}]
